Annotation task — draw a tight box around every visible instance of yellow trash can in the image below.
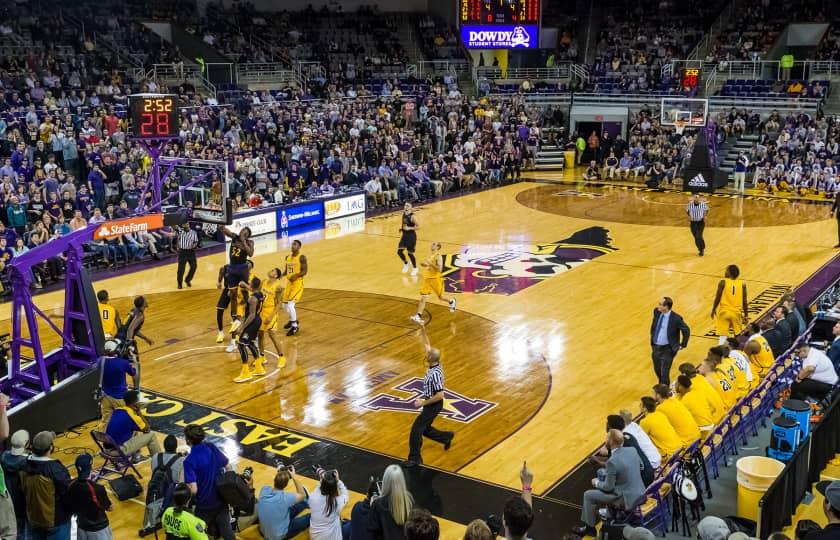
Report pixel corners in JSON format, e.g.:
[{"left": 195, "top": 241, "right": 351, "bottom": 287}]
[
  {"left": 564, "top": 150, "right": 576, "bottom": 169},
  {"left": 736, "top": 456, "right": 785, "bottom": 520}
]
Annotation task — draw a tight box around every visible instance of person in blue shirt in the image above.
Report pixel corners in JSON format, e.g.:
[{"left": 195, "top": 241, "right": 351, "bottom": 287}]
[
  {"left": 100, "top": 354, "right": 136, "bottom": 423},
  {"left": 87, "top": 164, "right": 106, "bottom": 210},
  {"left": 105, "top": 390, "right": 161, "bottom": 458},
  {"left": 257, "top": 466, "right": 309, "bottom": 540},
  {"left": 183, "top": 424, "right": 235, "bottom": 540}
]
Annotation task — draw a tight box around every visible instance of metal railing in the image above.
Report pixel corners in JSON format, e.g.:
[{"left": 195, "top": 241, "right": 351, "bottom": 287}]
[
  {"left": 686, "top": 0, "right": 745, "bottom": 62},
  {"left": 417, "top": 60, "right": 470, "bottom": 77},
  {"left": 670, "top": 59, "right": 840, "bottom": 81},
  {"left": 570, "top": 63, "right": 590, "bottom": 84},
  {"left": 149, "top": 63, "right": 217, "bottom": 98},
  {"left": 236, "top": 63, "right": 298, "bottom": 85},
  {"left": 474, "top": 65, "right": 572, "bottom": 81}
]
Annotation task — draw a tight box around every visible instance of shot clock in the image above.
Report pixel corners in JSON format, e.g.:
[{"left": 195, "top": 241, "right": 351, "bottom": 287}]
[{"left": 128, "top": 94, "right": 179, "bottom": 140}]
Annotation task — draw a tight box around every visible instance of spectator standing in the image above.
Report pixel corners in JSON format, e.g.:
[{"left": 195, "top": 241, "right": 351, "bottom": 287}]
[
  {"left": 649, "top": 297, "right": 690, "bottom": 385},
  {"left": 183, "top": 425, "right": 234, "bottom": 540},
  {"left": 257, "top": 466, "right": 310, "bottom": 540},
  {"left": 20, "top": 431, "right": 71, "bottom": 540},
  {"left": 1, "top": 429, "right": 28, "bottom": 539},
  {"left": 309, "top": 468, "right": 350, "bottom": 540},
  {"left": 0, "top": 394, "right": 13, "bottom": 539},
  {"left": 65, "top": 454, "right": 112, "bottom": 539},
  {"left": 369, "top": 465, "right": 413, "bottom": 540},
  {"left": 176, "top": 223, "right": 199, "bottom": 289},
  {"left": 686, "top": 193, "right": 709, "bottom": 256}
]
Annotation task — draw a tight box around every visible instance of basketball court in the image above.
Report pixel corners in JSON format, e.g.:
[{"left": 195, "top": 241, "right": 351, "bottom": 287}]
[{"left": 3, "top": 171, "right": 838, "bottom": 536}]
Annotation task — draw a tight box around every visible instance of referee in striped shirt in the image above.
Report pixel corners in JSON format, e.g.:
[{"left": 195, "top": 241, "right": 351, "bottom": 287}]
[
  {"left": 405, "top": 326, "right": 454, "bottom": 467},
  {"left": 686, "top": 193, "right": 709, "bottom": 257},
  {"left": 176, "top": 222, "right": 199, "bottom": 289}
]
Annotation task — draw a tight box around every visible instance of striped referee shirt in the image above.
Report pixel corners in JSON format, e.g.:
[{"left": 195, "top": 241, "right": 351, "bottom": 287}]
[
  {"left": 423, "top": 364, "right": 444, "bottom": 400},
  {"left": 686, "top": 201, "right": 709, "bottom": 222},
  {"left": 177, "top": 228, "right": 198, "bottom": 250}
]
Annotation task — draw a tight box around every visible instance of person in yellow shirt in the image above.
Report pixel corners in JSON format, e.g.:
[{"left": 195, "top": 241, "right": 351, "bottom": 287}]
[
  {"left": 745, "top": 323, "right": 775, "bottom": 378},
  {"left": 709, "top": 345, "right": 747, "bottom": 399},
  {"left": 639, "top": 396, "right": 683, "bottom": 457},
  {"left": 675, "top": 375, "right": 716, "bottom": 430},
  {"left": 711, "top": 265, "right": 748, "bottom": 345},
  {"left": 679, "top": 363, "right": 726, "bottom": 422},
  {"left": 699, "top": 356, "right": 737, "bottom": 409},
  {"left": 257, "top": 268, "right": 286, "bottom": 370},
  {"left": 653, "top": 384, "right": 700, "bottom": 446},
  {"left": 97, "top": 290, "right": 121, "bottom": 339},
  {"left": 410, "top": 242, "right": 457, "bottom": 325}
]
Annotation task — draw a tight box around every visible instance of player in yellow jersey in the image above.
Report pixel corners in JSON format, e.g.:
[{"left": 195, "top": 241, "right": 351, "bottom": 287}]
[
  {"left": 281, "top": 240, "right": 308, "bottom": 336},
  {"left": 225, "top": 260, "right": 256, "bottom": 352},
  {"left": 97, "top": 290, "right": 121, "bottom": 339},
  {"left": 257, "top": 268, "right": 286, "bottom": 369},
  {"left": 710, "top": 345, "right": 747, "bottom": 398},
  {"left": 711, "top": 265, "right": 748, "bottom": 345},
  {"left": 678, "top": 362, "right": 725, "bottom": 423},
  {"left": 410, "top": 242, "right": 456, "bottom": 325},
  {"left": 699, "top": 356, "right": 737, "bottom": 409},
  {"left": 744, "top": 322, "right": 776, "bottom": 378}
]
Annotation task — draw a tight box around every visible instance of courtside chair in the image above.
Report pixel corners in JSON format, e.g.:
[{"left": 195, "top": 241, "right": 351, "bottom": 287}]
[{"left": 90, "top": 430, "right": 142, "bottom": 480}]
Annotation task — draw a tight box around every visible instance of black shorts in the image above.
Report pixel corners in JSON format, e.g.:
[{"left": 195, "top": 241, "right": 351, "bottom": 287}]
[
  {"left": 227, "top": 263, "right": 249, "bottom": 288},
  {"left": 240, "top": 319, "right": 261, "bottom": 343},
  {"left": 216, "top": 288, "right": 231, "bottom": 310},
  {"left": 398, "top": 231, "right": 417, "bottom": 252}
]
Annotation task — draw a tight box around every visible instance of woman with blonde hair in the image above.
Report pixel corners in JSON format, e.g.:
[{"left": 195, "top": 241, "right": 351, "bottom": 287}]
[
  {"left": 463, "top": 519, "right": 493, "bottom": 540},
  {"left": 369, "top": 464, "right": 414, "bottom": 540}
]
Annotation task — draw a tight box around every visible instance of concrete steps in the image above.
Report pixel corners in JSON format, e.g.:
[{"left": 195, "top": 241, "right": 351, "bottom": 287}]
[
  {"left": 718, "top": 134, "right": 758, "bottom": 180},
  {"left": 535, "top": 144, "right": 567, "bottom": 170}
]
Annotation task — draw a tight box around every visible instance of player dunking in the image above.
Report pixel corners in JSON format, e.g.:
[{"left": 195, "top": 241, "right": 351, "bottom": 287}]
[
  {"left": 281, "top": 240, "right": 307, "bottom": 336},
  {"left": 711, "top": 264, "right": 748, "bottom": 345},
  {"left": 220, "top": 225, "right": 254, "bottom": 332},
  {"left": 410, "top": 242, "right": 456, "bottom": 324},
  {"left": 258, "top": 268, "right": 286, "bottom": 368},
  {"left": 398, "top": 202, "right": 419, "bottom": 276},
  {"left": 232, "top": 277, "right": 265, "bottom": 383}
]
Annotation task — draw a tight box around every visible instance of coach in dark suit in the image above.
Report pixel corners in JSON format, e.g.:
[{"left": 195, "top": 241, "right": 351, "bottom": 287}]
[
  {"left": 650, "top": 297, "right": 690, "bottom": 385},
  {"left": 828, "top": 320, "right": 840, "bottom": 373}
]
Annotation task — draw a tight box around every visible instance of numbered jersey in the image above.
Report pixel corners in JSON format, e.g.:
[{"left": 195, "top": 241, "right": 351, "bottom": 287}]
[
  {"left": 246, "top": 291, "right": 265, "bottom": 321},
  {"left": 229, "top": 241, "right": 248, "bottom": 266},
  {"left": 99, "top": 303, "right": 118, "bottom": 337},
  {"left": 708, "top": 369, "right": 737, "bottom": 408},
  {"left": 261, "top": 280, "right": 280, "bottom": 318},
  {"left": 423, "top": 254, "right": 443, "bottom": 279},
  {"left": 748, "top": 334, "right": 775, "bottom": 374},
  {"left": 719, "top": 278, "right": 744, "bottom": 311},
  {"left": 285, "top": 254, "right": 302, "bottom": 281}
]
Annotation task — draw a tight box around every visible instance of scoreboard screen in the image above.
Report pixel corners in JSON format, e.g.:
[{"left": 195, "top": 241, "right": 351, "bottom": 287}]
[
  {"left": 460, "top": 0, "right": 540, "bottom": 49},
  {"left": 128, "top": 93, "right": 179, "bottom": 140},
  {"left": 460, "top": 0, "right": 540, "bottom": 25}
]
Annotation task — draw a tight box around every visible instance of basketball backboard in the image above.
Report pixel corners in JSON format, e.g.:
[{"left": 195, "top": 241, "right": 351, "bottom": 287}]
[
  {"left": 660, "top": 97, "right": 708, "bottom": 127},
  {"left": 161, "top": 158, "right": 231, "bottom": 224}
]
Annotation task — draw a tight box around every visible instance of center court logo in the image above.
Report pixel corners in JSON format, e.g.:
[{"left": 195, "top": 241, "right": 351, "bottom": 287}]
[
  {"left": 441, "top": 226, "right": 616, "bottom": 295},
  {"left": 363, "top": 378, "right": 496, "bottom": 423}
]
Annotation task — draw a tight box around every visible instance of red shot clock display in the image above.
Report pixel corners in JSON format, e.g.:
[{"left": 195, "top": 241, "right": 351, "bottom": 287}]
[{"left": 128, "top": 94, "right": 179, "bottom": 140}]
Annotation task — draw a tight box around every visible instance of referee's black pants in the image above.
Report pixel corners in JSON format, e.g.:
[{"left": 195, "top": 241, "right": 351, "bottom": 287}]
[
  {"left": 690, "top": 219, "right": 706, "bottom": 254},
  {"left": 408, "top": 401, "right": 451, "bottom": 463},
  {"left": 177, "top": 249, "right": 197, "bottom": 287}
]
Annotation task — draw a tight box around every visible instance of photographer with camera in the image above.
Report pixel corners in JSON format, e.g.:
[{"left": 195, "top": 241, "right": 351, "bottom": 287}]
[
  {"left": 309, "top": 466, "right": 350, "bottom": 540},
  {"left": 256, "top": 464, "right": 310, "bottom": 540}
]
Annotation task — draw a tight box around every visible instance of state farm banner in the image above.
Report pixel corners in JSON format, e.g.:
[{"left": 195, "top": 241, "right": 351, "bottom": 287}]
[
  {"left": 94, "top": 215, "right": 164, "bottom": 239},
  {"left": 461, "top": 25, "right": 538, "bottom": 49}
]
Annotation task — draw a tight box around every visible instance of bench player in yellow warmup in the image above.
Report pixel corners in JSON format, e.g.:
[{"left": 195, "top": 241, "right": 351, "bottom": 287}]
[{"left": 410, "top": 242, "right": 456, "bottom": 325}]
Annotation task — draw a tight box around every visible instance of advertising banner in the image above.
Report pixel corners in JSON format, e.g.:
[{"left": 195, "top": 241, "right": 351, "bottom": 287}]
[
  {"left": 324, "top": 193, "right": 366, "bottom": 220},
  {"left": 461, "top": 25, "right": 538, "bottom": 49},
  {"left": 228, "top": 209, "right": 277, "bottom": 238},
  {"left": 278, "top": 201, "right": 324, "bottom": 231}
]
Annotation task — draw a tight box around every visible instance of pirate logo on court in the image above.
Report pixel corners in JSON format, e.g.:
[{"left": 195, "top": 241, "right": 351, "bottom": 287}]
[
  {"left": 440, "top": 226, "right": 617, "bottom": 295},
  {"left": 363, "top": 378, "right": 497, "bottom": 423}
]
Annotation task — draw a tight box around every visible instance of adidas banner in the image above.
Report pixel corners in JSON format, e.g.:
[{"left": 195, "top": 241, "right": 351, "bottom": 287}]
[{"left": 681, "top": 131, "right": 725, "bottom": 193}]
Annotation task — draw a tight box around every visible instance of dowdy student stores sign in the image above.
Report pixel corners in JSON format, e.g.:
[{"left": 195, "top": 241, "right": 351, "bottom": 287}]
[{"left": 461, "top": 25, "right": 538, "bottom": 49}]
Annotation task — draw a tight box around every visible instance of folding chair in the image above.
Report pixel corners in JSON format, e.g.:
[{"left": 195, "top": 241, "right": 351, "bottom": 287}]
[
  {"left": 90, "top": 430, "right": 142, "bottom": 480},
  {"left": 632, "top": 476, "right": 673, "bottom": 536}
]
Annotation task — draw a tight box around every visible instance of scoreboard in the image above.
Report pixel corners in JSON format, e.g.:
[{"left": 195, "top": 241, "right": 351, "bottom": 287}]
[
  {"left": 460, "top": 0, "right": 540, "bottom": 49},
  {"left": 128, "top": 93, "right": 179, "bottom": 140},
  {"left": 460, "top": 0, "right": 540, "bottom": 25},
  {"left": 680, "top": 68, "right": 702, "bottom": 91}
]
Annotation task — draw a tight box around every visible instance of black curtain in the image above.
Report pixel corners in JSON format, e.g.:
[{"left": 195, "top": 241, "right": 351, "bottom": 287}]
[
  {"left": 809, "top": 393, "right": 840, "bottom": 484},
  {"left": 758, "top": 437, "right": 812, "bottom": 538}
]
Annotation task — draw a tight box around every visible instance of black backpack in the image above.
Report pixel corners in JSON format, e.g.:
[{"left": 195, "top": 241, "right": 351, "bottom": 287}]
[
  {"left": 215, "top": 470, "right": 254, "bottom": 515},
  {"left": 141, "top": 455, "right": 179, "bottom": 532}
]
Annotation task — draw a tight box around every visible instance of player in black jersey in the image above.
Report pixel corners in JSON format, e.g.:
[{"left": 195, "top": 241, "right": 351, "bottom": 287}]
[
  {"left": 215, "top": 264, "right": 233, "bottom": 343},
  {"left": 220, "top": 225, "right": 254, "bottom": 333},
  {"left": 398, "top": 202, "right": 419, "bottom": 276},
  {"left": 232, "top": 277, "right": 265, "bottom": 383},
  {"left": 115, "top": 296, "right": 152, "bottom": 387}
]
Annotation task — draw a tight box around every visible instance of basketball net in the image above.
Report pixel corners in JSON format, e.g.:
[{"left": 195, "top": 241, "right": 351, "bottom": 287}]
[{"left": 674, "top": 119, "right": 686, "bottom": 135}]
